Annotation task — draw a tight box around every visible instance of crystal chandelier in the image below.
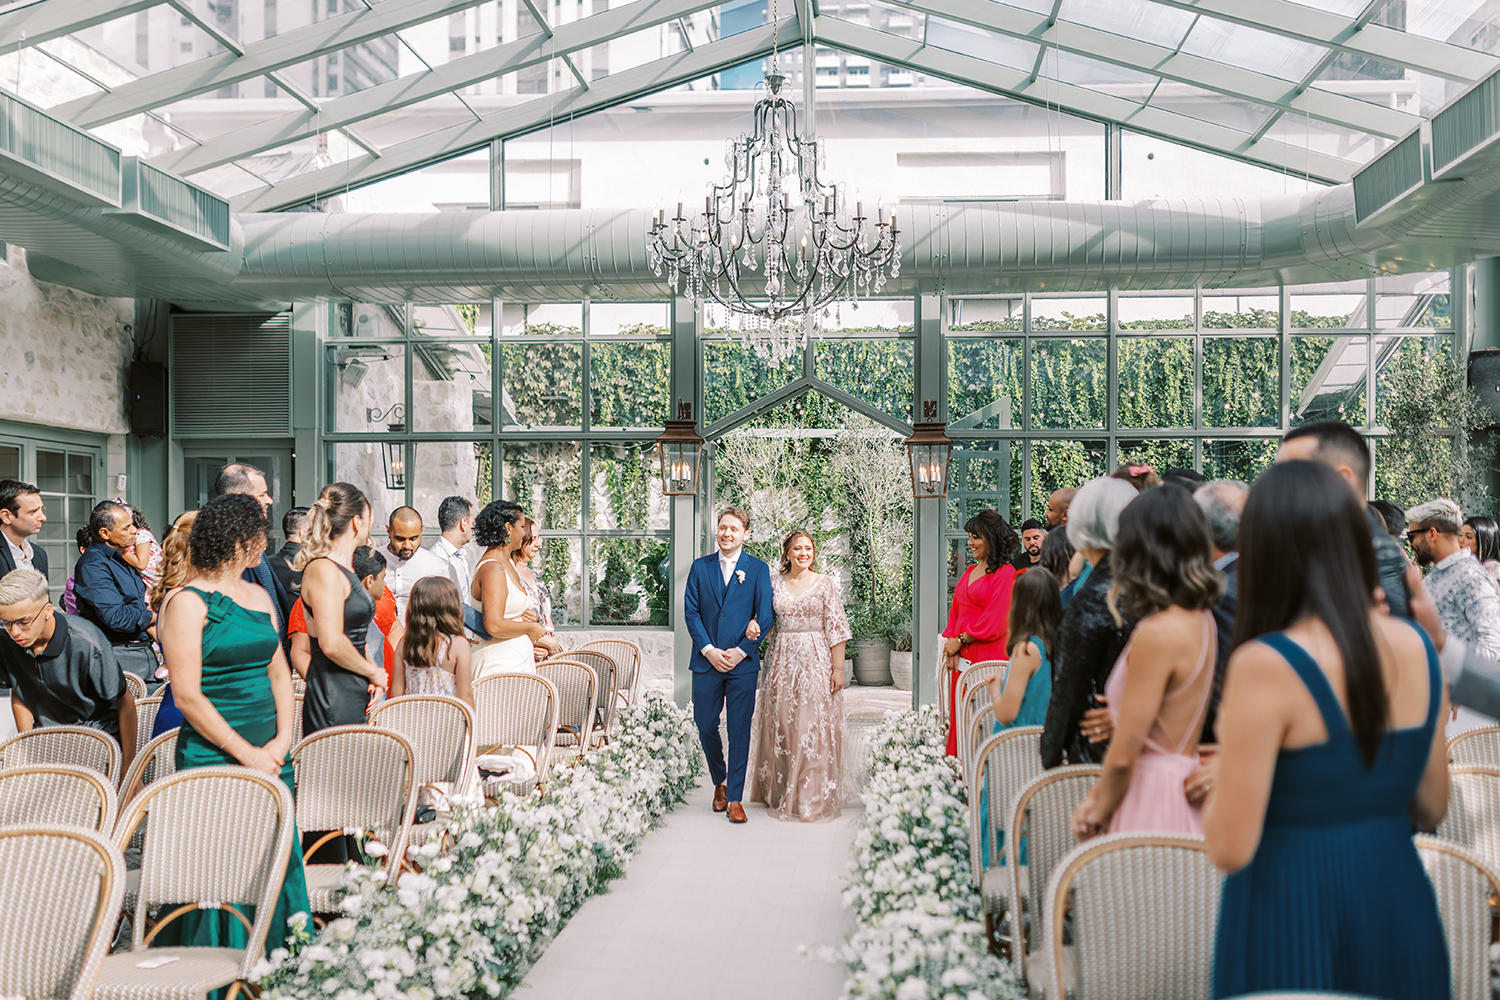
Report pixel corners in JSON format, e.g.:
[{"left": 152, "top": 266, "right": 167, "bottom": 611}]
[{"left": 646, "top": 7, "right": 900, "bottom": 364}]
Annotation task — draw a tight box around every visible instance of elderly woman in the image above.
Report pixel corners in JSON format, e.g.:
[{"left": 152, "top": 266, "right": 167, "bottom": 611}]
[{"left": 1040, "top": 477, "right": 1139, "bottom": 768}]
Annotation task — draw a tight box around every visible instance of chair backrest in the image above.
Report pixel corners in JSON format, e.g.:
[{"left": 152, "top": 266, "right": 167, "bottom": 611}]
[
  {"left": 132, "top": 695, "right": 163, "bottom": 760},
  {"left": 968, "top": 703, "right": 996, "bottom": 776},
  {"left": 118, "top": 728, "right": 179, "bottom": 807},
  {"left": 578, "top": 639, "right": 643, "bottom": 707},
  {"left": 968, "top": 726, "right": 1044, "bottom": 887},
  {"left": 292, "top": 725, "right": 418, "bottom": 886},
  {"left": 0, "top": 726, "right": 123, "bottom": 788},
  {"left": 0, "top": 764, "right": 118, "bottom": 833},
  {"left": 1437, "top": 767, "right": 1500, "bottom": 878},
  {"left": 291, "top": 692, "right": 305, "bottom": 749},
  {"left": 472, "top": 674, "right": 559, "bottom": 780},
  {"left": 956, "top": 660, "right": 1005, "bottom": 781},
  {"left": 536, "top": 660, "right": 598, "bottom": 753},
  {"left": 369, "top": 695, "right": 475, "bottom": 789},
  {"left": 115, "top": 766, "right": 295, "bottom": 976},
  {"left": 1448, "top": 726, "right": 1500, "bottom": 769},
  {"left": 1416, "top": 834, "right": 1500, "bottom": 1000},
  {"left": 122, "top": 672, "right": 148, "bottom": 702},
  {"left": 0, "top": 824, "right": 124, "bottom": 1000},
  {"left": 1043, "top": 833, "right": 1220, "bottom": 1000},
  {"left": 565, "top": 649, "right": 618, "bottom": 736},
  {"left": 1010, "top": 764, "right": 1101, "bottom": 980}
]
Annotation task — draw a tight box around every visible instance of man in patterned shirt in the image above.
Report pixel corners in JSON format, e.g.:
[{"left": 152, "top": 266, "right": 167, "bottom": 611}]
[{"left": 1407, "top": 498, "right": 1500, "bottom": 661}]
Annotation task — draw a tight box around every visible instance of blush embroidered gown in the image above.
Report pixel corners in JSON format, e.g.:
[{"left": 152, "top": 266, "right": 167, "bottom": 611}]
[{"left": 749, "top": 573, "right": 853, "bottom": 822}]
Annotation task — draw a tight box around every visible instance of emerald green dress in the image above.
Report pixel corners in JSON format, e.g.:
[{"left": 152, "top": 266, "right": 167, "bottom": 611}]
[{"left": 162, "top": 586, "right": 309, "bottom": 953}]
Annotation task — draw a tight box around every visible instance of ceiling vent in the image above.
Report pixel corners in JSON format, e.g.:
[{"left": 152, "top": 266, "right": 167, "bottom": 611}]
[{"left": 170, "top": 313, "right": 292, "bottom": 437}]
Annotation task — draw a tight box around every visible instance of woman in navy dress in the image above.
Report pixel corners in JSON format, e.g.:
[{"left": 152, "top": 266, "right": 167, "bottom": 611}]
[{"left": 1205, "top": 460, "right": 1450, "bottom": 999}]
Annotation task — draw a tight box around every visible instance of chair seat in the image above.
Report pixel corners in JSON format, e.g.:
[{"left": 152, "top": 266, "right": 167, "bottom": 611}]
[
  {"left": 305, "top": 864, "right": 347, "bottom": 914},
  {"left": 981, "top": 866, "right": 1010, "bottom": 914},
  {"left": 1027, "top": 942, "right": 1078, "bottom": 1000},
  {"left": 482, "top": 776, "right": 537, "bottom": 800},
  {"left": 96, "top": 948, "right": 244, "bottom": 1000},
  {"left": 405, "top": 820, "right": 448, "bottom": 847}
]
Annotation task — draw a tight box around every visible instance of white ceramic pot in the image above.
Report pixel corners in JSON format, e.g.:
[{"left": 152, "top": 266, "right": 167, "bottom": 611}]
[
  {"left": 889, "top": 651, "right": 913, "bottom": 691},
  {"left": 853, "top": 641, "right": 893, "bottom": 686}
]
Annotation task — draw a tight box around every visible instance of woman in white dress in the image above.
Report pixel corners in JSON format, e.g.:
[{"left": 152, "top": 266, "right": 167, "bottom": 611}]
[
  {"left": 749, "top": 530, "right": 852, "bottom": 822},
  {"left": 469, "top": 501, "right": 545, "bottom": 678}
]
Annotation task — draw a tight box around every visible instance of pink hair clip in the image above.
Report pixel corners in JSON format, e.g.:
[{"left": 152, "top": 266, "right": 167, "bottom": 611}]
[{"left": 1127, "top": 464, "right": 1154, "bottom": 477}]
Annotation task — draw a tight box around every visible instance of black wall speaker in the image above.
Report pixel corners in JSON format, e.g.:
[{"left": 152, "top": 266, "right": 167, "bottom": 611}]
[{"left": 130, "top": 361, "right": 167, "bottom": 438}]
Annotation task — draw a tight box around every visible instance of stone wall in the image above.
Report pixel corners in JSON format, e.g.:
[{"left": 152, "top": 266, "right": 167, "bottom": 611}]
[{"left": 0, "top": 248, "right": 136, "bottom": 435}]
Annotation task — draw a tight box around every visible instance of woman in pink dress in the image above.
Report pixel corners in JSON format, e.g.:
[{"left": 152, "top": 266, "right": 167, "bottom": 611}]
[
  {"left": 940, "top": 510, "right": 1020, "bottom": 757},
  {"left": 1072, "top": 484, "right": 1223, "bottom": 838},
  {"left": 749, "top": 530, "right": 852, "bottom": 822}
]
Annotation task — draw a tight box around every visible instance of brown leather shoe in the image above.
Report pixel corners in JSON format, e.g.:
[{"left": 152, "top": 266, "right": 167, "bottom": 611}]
[
  {"left": 727, "top": 802, "right": 748, "bottom": 823},
  {"left": 712, "top": 783, "right": 728, "bottom": 812}
]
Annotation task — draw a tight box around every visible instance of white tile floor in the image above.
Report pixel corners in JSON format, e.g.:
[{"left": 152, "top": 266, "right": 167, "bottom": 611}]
[{"left": 518, "top": 780, "right": 858, "bottom": 1000}]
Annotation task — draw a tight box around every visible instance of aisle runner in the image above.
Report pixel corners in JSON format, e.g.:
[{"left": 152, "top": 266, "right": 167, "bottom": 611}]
[{"left": 520, "top": 781, "right": 858, "bottom": 1000}]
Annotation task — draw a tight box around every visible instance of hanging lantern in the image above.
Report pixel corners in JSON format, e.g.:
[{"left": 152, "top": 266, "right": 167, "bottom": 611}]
[
  {"left": 656, "top": 400, "right": 705, "bottom": 496},
  {"left": 905, "top": 400, "right": 953, "bottom": 499},
  {"left": 368, "top": 404, "right": 407, "bottom": 491}
]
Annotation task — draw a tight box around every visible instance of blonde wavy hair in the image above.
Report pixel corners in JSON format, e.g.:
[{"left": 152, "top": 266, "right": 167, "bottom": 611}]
[
  {"left": 149, "top": 510, "right": 198, "bottom": 612},
  {"left": 292, "top": 482, "right": 369, "bottom": 570}
]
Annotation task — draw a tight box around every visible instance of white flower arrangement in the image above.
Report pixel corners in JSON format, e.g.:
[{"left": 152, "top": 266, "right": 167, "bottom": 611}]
[
  {"left": 255, "top": 692, "right": 704, "bottom": 1000},
  {"left": 835, "top": 707, "right": 1024, "bottom": 1000}
]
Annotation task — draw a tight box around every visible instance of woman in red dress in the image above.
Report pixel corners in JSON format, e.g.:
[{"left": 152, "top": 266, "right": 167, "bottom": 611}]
[{"left": 941, "top": 509, "right": 1021, "bottom": 756}]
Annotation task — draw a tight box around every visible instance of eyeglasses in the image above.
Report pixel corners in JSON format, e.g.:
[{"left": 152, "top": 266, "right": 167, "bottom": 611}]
[
  {"left": 1, "top": 605, "right": 49, "bottom": 632},
  {"left": 1407, "top": 528, "right": 1430, "bottom": 543}
]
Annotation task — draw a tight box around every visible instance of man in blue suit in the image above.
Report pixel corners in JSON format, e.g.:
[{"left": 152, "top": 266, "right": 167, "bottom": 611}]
[{"left": 684, "top": 506, "right": 774, "bottom": 824}]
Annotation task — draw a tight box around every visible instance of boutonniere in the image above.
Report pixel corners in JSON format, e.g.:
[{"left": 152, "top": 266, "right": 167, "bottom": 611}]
[{"left": 736, "top": 569, "right": 746, "bottom": 584}]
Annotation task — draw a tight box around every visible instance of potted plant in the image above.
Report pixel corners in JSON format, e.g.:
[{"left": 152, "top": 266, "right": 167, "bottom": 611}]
[
  {"left": 848, "top": 602, "right": 893, "bottom": 687},
  {"left": 886, "top": 608, "right": 914, "bottom": 691}
]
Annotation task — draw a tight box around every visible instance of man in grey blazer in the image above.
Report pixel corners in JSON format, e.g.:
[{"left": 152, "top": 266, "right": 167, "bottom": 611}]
[{"left": 0, "top": 481, "right": 48, "bottom": 586}]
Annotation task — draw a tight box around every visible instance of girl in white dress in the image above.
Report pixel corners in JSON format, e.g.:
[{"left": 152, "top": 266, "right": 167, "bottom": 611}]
[{"left": 469, "top": 502, "right": 545, "bottom": 678}]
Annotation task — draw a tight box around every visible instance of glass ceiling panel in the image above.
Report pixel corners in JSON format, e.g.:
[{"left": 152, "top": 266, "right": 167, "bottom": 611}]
[
  {"left": 1404, "top": 0, "right": 1500, "bottom": 49},
  {"left": 1180, "top": 15, "right": 1330, "bottom": 82},
  {"left": 34, "top": 35, "right": 140, "bottom": 90},
  {"left": 826, "top": 0, "right": 926, "bottom": 42},
  {"left": 1284, "top": 0, "right": 1371, "bottom": 13},
  {"left": 1057, "top": 0, "right": 1196, "bottom": 49},
  {"left": 92, "top": 112, "right": 196, "bottom": 159},
  {"left": 276, "top": 32, "right": 406, "bottom": 100},
  {"left": 355, "top": 92, "right": 480, "bottom": 150},
  {"left": 1312, "top": 58, "right": 1466, "bottom": 117},
  {"left": 1121, "top": 129, "right": 1327, "bottom": 199},
  {"left": 926, "top": 16, "right": 1039, "bottom": 71},
  {"left": 174, "top": 0, "right": 272, "bottom": 48},
  {"left": 183, "top": 162, "right": 270, "bottom": 198},
  {"left": 154, "top": 76, "right": 303, "bottom": 140},
  {"left": 236, "top": 131, "right": 367, "bottom": 188},
  {"left": 1149, "top": 81, "right": 1275, "bottom": 135},
  {"left": 3, "top": 46, "right": 104, "bottom": 106},
  {"left": 1038, "top": 48, "right": 1158, "bottom": 102}
]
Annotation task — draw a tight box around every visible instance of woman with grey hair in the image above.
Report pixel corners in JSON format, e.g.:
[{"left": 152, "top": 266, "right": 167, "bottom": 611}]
[{"left": 1040, "top": 477, "right": 1139, "bottom": 767}]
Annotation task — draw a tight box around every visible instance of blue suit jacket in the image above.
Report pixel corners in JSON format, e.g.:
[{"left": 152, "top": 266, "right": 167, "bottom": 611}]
[{"left": 683, "top": 552, "right": 774, "bottom": 674}]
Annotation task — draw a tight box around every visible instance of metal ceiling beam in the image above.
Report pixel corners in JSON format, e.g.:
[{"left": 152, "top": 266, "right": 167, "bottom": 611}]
[
  {"left": 231, "top": 18, "right": 799, "bottom": 212},
  {"left": 149, "top": 0, "right": 722, "bottom": 177},
  {"left": 890, "top": 0, "right": 1416, "bottom": 139},
  {"left": 817, "top": 18, "right": 1356, "bottom": 182},
  {"left": 0, "top": 0, "right": 157, "bottom": 51},
  {"left": 50, "top": 0, "right": 496, "bottom": 128}
]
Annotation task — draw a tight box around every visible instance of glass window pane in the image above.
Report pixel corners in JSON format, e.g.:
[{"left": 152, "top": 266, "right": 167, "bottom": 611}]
[
  {"left": 591, "top": 343, "right": 670, "bottom": 428},
  {"left": 588, "top": 538, "right": 671, "bottom": 626},
  {"left": 1202, "top": 439, "right": 1278, "bottom": 482},
  {"left": 1180, "top": 15, "right": 1329, "bottom": 81},
  {"left": 1203, "top": 293, "right": 1279, "bottom": 329},
  {"left": 1291, "top": 293, "right": 1365, "bottom": 329},
  {"left": 1031, "top": 339, "right": 1107, "bottom": 429},
  {"left": 538, "top": 535, "right": 582, "bottom": 628},
  {"left": 503, "top": 442, "right": 582, "bottom": 531},
  {"left": 67, "top": 454, "right": 91, "bottom": 494},
  {"left": 412, "top": 443, "right": 491, "bottom": 529},
  {"left": 590, "top": 302, "right": 669, "bottom": 337},
  {"left": 702, "top": 341, "right": 803, "bottom": 425},
  {"left": 330, "top": 443, "right": 406, "bottom": 528},
  {"left": 0, "top": 445, "right": 17, "bottom": 481},
  {"left": 501, "top": 343, "right": 583, "bottom": 429},
  {"left": 329, "top": 344, "right": 406, "bottom": 433},
  {"left": 590, "top": 443, "right": 669, "bottom": 531},
  {"left": 816, "top": 339, "right": 914, "bottom": 421},
  {"left": 1116, "top": 338, "right": 1193, "bottom": 429},
  {"left": 1031, "top": 298, "right": 1106, "bottom": 331},
  {"left": 951, "top": 297, "right": 1022, "bottom": 332},
  {"left": 412, "top": 303, "right": 489, "bottom": 338},
  {"left": 948, "top": 339, "right": 1022, "bottom": 431},
  {"left": 1117, "top": 296, "right": 1194, "bottom": 330},
  {"left": 36, "top": 450, "right": 66, "bottom": 493},
  {"left": 1376, "top": 271, "right": 1451, "bottom": 329},
  {"left": 1376, "top": 335, "right": 1454, "bottom": 427},
  {"left": 413, "top": 341, "right": 492, "bottom": 433},
  {"left": 66, "top": 497, "right": 92, "bottom": 531},
  {"left": 948, "top": 440, "right": 1021, "bottom": 529},
  {"left": 1292, "top": 335, "right": 1368, "bottom": 426},
  {"left": 1118, "top": 439, "right": 1193, "bottom": 476},
  {"left": 1031, "top": 440, "right": 1108, "bottom": 516},
  {"left": 1204, "top": 337, "right": 1280, "bottom": 428},
  {"left": 502, "top": 303, "right": 582, "bottom": 336}
]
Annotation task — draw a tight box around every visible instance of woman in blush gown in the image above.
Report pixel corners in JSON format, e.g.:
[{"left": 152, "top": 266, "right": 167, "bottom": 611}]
[{"left": 748, "top": 530, "right": 852, "bottom": 822}]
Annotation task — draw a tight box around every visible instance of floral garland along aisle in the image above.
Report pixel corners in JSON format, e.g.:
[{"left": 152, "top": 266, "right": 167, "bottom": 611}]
[
  {"left": 836, "top": 707, "right": 1024, "bottom": 1000},
  {"left": 255, "top": 692, "right": 704, "bottom": 1000}
]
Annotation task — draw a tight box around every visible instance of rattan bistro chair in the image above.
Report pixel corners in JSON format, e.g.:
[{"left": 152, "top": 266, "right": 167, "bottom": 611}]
[
  {"left": 122, "top": 672, "right": 148, "bottom": 703},
  {"left": 0, "top": 764, "right": 118, "bottom": 833},
  {"left": 132, "top": 695, "right": 163, "bottom": 760},
  {"left": 118, "top": 729, "right": 178, "bottom": 807},
  {"left": 369, "top": 695, "right": 475, "bottom": 846},
  {"left": 1038, "top": 833, "right": 1221, "bottom": 1000},
  {"left": 1008, "top": 764, "right": 1101, "bottom": 983},
  {"left": 955, "top": 660, "right": 1005, "bottom": 782},
  {"left": 1416, "top": 835, "right": 1500, "bottom": 1000},
  {"left": 293, "top": 726, "right": 419, "bottom": 912},
  {"left": 95, "top": 766, "right": 296, "bottom": 1000},
  {"left": 537, "top": 660, "right": 598, "bottom": 763},
  {"left": 0, "top": 725, "right": 123, "bottom": 788},
  {"left": 579, "top": 638, "right": 643, "bottom": 710},
  {"left": 1437, "top": 767, "right": 1500, "bottom": 878},
  {"left": 1448, "top": 725, "right": 1500, "bottom": 769},
  {"left": 563, "top": 649, "right": 617, "bottom": 742},
  {"left": 472, "top": 673, "right": 559, "bottom": 799},
  {"left": 968, "top": 726, "right": 1043, "bottom": 951},
  {"left": 0, "top": 824, "right": 125, "bottom": 1000}
]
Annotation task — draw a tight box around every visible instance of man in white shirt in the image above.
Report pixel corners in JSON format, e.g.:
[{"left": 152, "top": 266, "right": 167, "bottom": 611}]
[
  {"left": 429, "top": 496, "right": 475, "bottom": 606},
  {"left": 384, "top": 506, "right": 449, "bottom": 625},
  {"left": 0, "top": 481, "right": 47, "bottom": 583}
]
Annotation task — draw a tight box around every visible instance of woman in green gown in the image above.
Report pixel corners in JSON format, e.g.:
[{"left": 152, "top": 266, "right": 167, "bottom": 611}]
[{"left": 156, "top": 491, "right": 309, "bottom": 950}]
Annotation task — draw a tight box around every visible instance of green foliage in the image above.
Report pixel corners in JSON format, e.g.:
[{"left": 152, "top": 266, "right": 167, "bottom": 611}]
[
  {"left": 589, "top": 538, "right": 670, "bottom": 626},
  {"left": 590, "top": 325, "right": 670, "bottom": 427},
  {"left": 1117, "top": 338, "right": 1192, "bottom": 429},
  {"left": 1373, "top": 345, "right": 1492, "bottom": 513},
  {"left": 815, "top": 339, "right": 915, "bottom": 420}
]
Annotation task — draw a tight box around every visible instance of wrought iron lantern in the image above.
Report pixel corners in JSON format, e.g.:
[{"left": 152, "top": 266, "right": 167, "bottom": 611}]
[
  {"left": 905, "top": 400, "right": 953, "bottom": 499},
  {"left": 656, "top": 400, "right": 705, "bottom": 496},
  {"left": 367, "top": 404, "right": 407, "bottom": 491}
]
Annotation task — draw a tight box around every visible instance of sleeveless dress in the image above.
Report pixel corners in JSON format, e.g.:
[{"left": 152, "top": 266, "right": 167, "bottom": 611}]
[
  {"left": 748, "top": 574, "right": 852, "bottom": 822},
  {"left": 164, "top": 587, "right": 309, "bottom": 952},
  {"left": 1105, "top": 609, "right": 1216, "bottom": 835},
  {"left": 1212, "top": 628, "right": 1449, "bottom": 999},
  {"left": 979, "top": 638, "right": 1054, "bottom": 868},
  {"left": 405, "top": 636, "right": 459, "bottom": 698},
  {"left": 471, "top": 557, "right": 535, "bottom": 678},
  {"left": 301, "top": 560, "right": 376, "bottom": 736}
]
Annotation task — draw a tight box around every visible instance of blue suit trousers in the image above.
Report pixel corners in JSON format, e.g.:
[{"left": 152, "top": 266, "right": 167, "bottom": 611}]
[{"left": 692, "top": 666, "right": 758, "bottom": 802}]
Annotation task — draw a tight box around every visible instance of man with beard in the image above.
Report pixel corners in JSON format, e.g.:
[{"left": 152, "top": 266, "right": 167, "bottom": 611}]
[
  {"left": 1011, "top": 518, "right": 1047, "bottom": 571},
  {"left": 1407, "top": 497, "right": 1500, "bottom": 661}
]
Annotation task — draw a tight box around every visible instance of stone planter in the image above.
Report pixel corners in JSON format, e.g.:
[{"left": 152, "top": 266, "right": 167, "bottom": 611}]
[
  {"left": 853, "top": 640, "right": 893, "bottom": 686},
  {"left": 844, "top": 657, "right": 855, "bottom": 688},
  {"left": 889, "top": 651, "right": 913, "bottom": 691}
]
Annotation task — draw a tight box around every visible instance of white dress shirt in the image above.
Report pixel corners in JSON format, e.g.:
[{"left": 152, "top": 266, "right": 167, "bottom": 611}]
[
  {"left": 4, "top": 533, "right": 33, "bottom": 572},
  {"left": 430, "top": 536, "right": 472, "bottom": 607},
  {"left": 386, "top": 545, "right": 449, "bottom": 625}
]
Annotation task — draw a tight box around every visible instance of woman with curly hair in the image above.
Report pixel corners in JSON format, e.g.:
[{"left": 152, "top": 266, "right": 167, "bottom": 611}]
[
  {"left": 470, "top": 500, "right": 546, "bottom": 678},
  {"left": 939, "top": 509, "right": 1020, "bottom": 757},
  {"left": 1070, "top": 484, "right": 1222, "bottom": 838}
]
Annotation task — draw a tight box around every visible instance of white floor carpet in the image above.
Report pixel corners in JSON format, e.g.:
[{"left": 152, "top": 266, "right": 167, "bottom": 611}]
[{"left": 517, "top": 780, "right": 857, "bottom": 1000}]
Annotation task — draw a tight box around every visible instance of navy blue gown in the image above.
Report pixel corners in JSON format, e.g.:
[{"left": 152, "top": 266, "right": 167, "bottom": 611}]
[{"left": 1212, "top": 627, "right": 1449, "bottom": 999}]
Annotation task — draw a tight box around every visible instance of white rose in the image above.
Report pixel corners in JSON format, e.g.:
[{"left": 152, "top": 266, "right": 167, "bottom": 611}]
[{"left": 328, "top": 918, "right": 358, "bottom": 943}]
